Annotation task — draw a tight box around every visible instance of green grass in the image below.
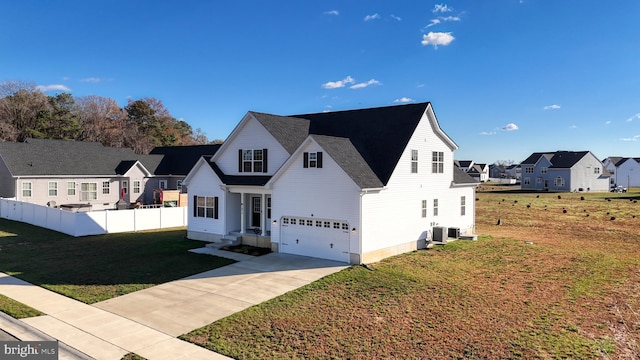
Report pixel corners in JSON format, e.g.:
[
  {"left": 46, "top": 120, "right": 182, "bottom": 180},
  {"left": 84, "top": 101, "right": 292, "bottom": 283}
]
[
  {"left": 182, "top": 190, "right": 640, "bottom": 359},
  {"left": 0, "top": 219, "right": 235, "bottom": 303},
  {"left": 0, "top": 294, "right": 44, "bottom": 319}
]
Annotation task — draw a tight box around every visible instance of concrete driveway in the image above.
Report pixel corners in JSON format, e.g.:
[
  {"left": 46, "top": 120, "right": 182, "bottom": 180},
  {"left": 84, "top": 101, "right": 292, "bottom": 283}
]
[
  {"left": 0, "top": 250, "right": 348, "bottom": 359},
  {"left": 94, "top": 251, "right": 349, "bottom": 337}
]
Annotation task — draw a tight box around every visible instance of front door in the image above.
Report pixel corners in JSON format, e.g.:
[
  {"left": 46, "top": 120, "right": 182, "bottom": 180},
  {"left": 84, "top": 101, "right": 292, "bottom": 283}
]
[
  {"left": 544, "top": 180, "right": 549, "bottom": 189},
  {"left": 251, "top": 197, "right": 261, "bottom": 227}
]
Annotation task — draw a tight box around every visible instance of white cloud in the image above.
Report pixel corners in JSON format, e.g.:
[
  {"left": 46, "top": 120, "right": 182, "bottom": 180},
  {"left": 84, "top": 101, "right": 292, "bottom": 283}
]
[
  {"left": 544, "top": 104, "right": 561, "bottom": 110},
  {"left": 425, "top": 19, "right": 441, "bottom": 28},
  {"left": 36, "top": 84, "right": 71, "bottom": 92},
  {"left": 394, "top": 97, "right": 414, "bottom": 103},
  {"left": 502, "top": 123, "right": 519, "bottom": 131},
  {"left": 322, "top": 76, "right": 355, "bottom": 89},
  {"left": 570, "top": 125, "right": 577, "bottom": 129},
  {"left": 390, "top": 14, "right": 401, "bottom": 21},
  {"left": 364, "top": 13, "right": 380, "bottom": 21},
  {"left": 440, "top": 15, "right": 461, "bottom": 22},
  {"left": 350, "top": 79, "right": 381, "bottom": 89},
  {"left": 626, "top": 113, "right": 640, "bottom": 122},
  {"left": 621, "top": 135, "right": 640, "bottom": 142},
  {"left": 605, "top": 120, "right": 611, "bottom": 125},
  {"left": 421, "top": 32, "right": 455, "bottom": 48},
  {"left": 433, "top": 4, "right": 452, "bottom": 13},
  {"left": 480, "top": 131, "right": 497, "bottom": 136},
  {"left": 80, "top": 77, "right": 103, "bottom": 83},
  {"left": 324, "top": 10, "right": 339, "bottom": 16}
]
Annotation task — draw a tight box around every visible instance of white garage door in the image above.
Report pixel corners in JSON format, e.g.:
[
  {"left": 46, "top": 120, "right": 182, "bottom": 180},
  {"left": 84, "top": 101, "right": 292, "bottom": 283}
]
[{"left": 280, "top": 217, "right": 350, "bottom": 263}]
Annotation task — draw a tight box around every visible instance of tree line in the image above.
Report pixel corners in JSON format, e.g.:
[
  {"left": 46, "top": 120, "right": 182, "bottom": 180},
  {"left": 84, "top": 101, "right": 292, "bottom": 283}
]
[{"left": 0, "top": 80, "right": 220, "bottom": 154}]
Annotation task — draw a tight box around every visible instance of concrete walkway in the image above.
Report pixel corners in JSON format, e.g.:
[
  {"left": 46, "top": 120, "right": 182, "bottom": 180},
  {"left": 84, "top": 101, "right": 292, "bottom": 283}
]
[{"left": 0, "top": 251, "right": 348, "bottom": 359}]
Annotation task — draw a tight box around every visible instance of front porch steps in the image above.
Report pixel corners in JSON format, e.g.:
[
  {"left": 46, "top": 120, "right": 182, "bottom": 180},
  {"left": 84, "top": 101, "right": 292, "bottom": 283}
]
[{"left": 204, "top": 234, "right": 241, "bottom": 249}]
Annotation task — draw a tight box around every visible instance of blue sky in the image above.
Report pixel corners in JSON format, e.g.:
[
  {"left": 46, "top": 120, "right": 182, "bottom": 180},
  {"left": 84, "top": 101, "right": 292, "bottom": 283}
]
[{"left": 2, "top": 1, "right": 640, "bottom": 164}]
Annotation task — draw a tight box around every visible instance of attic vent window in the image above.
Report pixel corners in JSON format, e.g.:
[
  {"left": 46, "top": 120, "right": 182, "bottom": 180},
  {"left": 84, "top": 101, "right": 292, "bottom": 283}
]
[{"left": 303, "top": 152, "right": 323, "bottom": 168}]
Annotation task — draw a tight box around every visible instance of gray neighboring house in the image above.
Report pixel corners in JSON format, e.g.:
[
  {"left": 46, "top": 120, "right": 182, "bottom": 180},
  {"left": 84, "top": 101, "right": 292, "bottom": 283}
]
[
  {"left": 0, "top": 139, "right": 219, "bottom": 210},
  {"left": 520, "top": 151, "right": 610, "bottom": 192}
]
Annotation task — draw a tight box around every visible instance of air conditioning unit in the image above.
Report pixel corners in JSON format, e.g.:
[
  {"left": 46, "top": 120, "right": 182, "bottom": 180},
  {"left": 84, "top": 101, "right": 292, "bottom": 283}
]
[
  {"left": 448, "top": 227, "right": 460, "bottom": 239},
  {"left": 433, "top": 226, "right": 447, "bottom": 243}
]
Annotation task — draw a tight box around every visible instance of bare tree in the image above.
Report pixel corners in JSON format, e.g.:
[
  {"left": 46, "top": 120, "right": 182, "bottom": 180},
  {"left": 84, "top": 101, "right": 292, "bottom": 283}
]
[{"left": 0, "top": 81, "right": 49, "bottom": 141}]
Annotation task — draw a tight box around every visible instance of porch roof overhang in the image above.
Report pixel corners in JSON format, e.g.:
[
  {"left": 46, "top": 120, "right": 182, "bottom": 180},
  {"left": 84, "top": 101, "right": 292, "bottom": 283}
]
[{"left": 209, "top": 162, "right": 272, "bottom": 186}]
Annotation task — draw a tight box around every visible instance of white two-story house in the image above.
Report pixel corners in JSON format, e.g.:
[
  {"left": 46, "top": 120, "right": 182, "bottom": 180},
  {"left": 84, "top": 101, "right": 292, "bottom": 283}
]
[{"left": 183, "top": 102, "right": 478, "bottom": 264}]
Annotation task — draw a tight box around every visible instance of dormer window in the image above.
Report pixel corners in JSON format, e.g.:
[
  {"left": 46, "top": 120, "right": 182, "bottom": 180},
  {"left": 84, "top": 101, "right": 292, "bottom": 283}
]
[
  {"left": 238, "top": 149, "right": 268, "bottom": 173},
  {"left": 303, "top": 152, "right": 323, "bottom": 168}
]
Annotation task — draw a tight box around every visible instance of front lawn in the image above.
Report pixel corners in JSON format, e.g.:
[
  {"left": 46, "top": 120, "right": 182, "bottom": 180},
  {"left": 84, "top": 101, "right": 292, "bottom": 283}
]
[
  {"left": 0, "top": 220, "right": 234, "bottom": 303},
  {"left": 182, "top": 189, "right": 640, "bottom": 359}
]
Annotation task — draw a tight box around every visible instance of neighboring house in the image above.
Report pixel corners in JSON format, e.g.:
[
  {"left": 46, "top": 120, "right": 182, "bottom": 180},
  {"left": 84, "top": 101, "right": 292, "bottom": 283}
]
[
  {"left": 602, "top": 156, "right": 640, "bottom": 189},
  {"left": 149, "top": 145, "right": 221, "bottom": 194},
  {"left": 520, "top": 151, "right": 609, "bottom": 192},
  {"left": 505, "top": 164, "right": 521, "bottom": 181},
  {"left": 183, "top": 102, "right": 478, "bottom": 264},
  {"left": 0, "top": 139, "right": 217, "bottom": 210},
  {"left": 455, "top": 160, "right": 488, "bottom": 182},
  {"left": 489, "top": 164, "right": 502, "bottom": 178}
]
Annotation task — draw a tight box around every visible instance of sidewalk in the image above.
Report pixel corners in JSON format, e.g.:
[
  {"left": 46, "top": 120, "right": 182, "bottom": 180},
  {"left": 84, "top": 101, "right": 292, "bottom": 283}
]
[{"left": 0, "top": 251, "right": 348, "bottom": 359}]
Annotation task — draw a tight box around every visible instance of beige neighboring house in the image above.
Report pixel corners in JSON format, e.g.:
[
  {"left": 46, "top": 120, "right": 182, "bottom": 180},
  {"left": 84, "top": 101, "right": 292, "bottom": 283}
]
[{"left": 0, "top": 139, "right": 219, "bottom": 211}]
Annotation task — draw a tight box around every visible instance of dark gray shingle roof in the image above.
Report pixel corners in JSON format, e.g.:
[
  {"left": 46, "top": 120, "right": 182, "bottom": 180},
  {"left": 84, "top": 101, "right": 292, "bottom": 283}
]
[
  {"left": 150, "top": 145, "right": 221, "bottom": 175},
  {"left": 0, "top": 139, "right": 141, "bottom": 176}
]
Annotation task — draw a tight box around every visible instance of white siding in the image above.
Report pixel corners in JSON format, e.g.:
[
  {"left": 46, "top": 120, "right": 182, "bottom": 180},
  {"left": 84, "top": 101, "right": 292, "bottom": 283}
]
[
  {"left": 360, "top": 111, "right": 466, "bottom": 254},
  {"left": 569, "top": 154, "right": 609, "bottom": 192},
  {"left": 271, "top": 141, "right": 361, "bottom": 256},
  {"left": 616, "top": 159, "right": 640, "bottom": 188},
  {"left": 186, "top": 163, "right": 226, "bottom": 238},
  {"left": 215, "top": 116, "right": 291, "bottom": 176}
]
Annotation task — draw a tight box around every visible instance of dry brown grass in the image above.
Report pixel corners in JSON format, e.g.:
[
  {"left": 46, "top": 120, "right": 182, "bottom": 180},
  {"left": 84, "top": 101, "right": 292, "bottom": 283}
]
[{"left": 183, "top": 186, "right": 640, "bottom": 359}]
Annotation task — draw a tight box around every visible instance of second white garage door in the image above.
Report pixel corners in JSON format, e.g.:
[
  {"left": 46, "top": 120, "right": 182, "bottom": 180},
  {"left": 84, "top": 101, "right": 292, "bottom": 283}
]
[{"left": 280, "top": 216, "right": 350, "bottom": 263}]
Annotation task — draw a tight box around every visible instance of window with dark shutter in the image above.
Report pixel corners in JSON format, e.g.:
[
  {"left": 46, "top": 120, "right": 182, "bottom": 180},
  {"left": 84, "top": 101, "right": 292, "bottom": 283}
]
[
  {"left": 303, "top": 152, "right": 309, "bottom": 168},
  {"left": 262, "top": 148, "right": 268, "bottom": 173},
  {"left": 317, "top": 152, "right": 323, "bottom": 168},
  {"left": 303, "top": 152, "right": 322, "bottom": 168},
  {"left": 238, "top": 149, "right": 243, "bottom": 172}
]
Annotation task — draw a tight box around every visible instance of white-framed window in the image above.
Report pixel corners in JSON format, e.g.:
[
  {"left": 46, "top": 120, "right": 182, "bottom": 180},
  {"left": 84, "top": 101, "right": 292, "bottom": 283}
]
[
  {"left": 102, "top": 181, "right": 110, "bottom": 195},
  {"left": 342, "top": 223, "right": 349, "bottom": 230},
  {"left": 594, "top": 167, "right": 600, "bottom": 174},
  {"left": 80, "top": 183, "right": 98, "bottom": 201},
  {"left": 461, "top": 196, "right": 466, "bottom": 216},
  {"left": 324, "top": 221, "right": 330, "bottom": 228},
  {"left": 133, "top": 180, "right": 141, "bottom": 194},
  {"left": 541, "top": 167, "right": 548, "bottom": 174},
  {"left": 411, "top": 150, "right": 418, "bottom": 173},
  {"left": 122, "top": 181, "right": 128, "bottom": 194},
  {"left": 303, "top": 151, "right": 323, "bottom": 168},
  {"left": 432, "top": 151, "right": 444, "bottom": 173},
  {"left": 524, "top": 177, "right": 531, "bottom": 185},
  {"left": 524, "top": 167, "right": 534, "bottom": 174},
  {"left": 433, "top": 199, "right": 439, "bottom": 216},
  {"left": 421, "top": 200, "right": 427, "bottom": 218},
  {"left": 194, "top": 196, "right": 218, "bottom": 219},
  {"left": 555, "top": 177, "right": 565, "bottom": 186},
  {"left": 48, "top": 182, "right": 57, "bottom": 197},
  {"left": 159, "top": 180, "right": 167, "bottom": 189},
  {"left": 177, "top": 180, "right": 183, "bottom": 192},
  {"left": 333, "top": 222, "right": 340, "bottom": 229},
  {"left": 536, "top": 177, "right": 542, "bottom": 184},
  {"left": 22, "top": 182, "right": 32, "bottom": 197},
  {"left": 67, "top": 182, "right": 76, "bottom": 196},
  {"left": 243, "top": 149, "right": 264, "bottom": 172}
]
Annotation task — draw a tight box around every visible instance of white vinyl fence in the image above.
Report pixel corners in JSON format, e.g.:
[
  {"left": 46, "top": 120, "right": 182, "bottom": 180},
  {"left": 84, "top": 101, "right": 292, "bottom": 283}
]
[{"left": 0, "top": 199, "right": 188, "bottom": 237}]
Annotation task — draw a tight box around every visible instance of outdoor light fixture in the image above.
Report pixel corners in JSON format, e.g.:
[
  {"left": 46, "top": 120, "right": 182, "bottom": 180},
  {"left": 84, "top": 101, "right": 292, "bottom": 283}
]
[
  {"left": 272, "top": 220, "right": 277, "bottom": 225},
  {"left": 351, "top": 228, "right": 356, "bottom": 233}
]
